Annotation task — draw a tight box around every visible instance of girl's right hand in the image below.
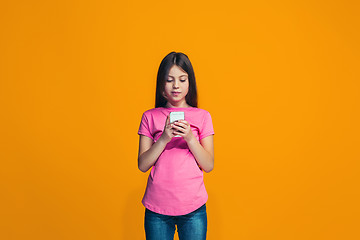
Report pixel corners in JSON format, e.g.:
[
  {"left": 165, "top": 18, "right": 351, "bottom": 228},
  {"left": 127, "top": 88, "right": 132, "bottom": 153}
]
[{"left": 160, "top": 114, "right": 174, "bottom": 143}]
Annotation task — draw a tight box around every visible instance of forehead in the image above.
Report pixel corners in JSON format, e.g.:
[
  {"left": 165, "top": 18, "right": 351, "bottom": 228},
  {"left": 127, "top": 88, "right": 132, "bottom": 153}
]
[{"left": 168, "top": 65, "right": 188, "bottom": 77}]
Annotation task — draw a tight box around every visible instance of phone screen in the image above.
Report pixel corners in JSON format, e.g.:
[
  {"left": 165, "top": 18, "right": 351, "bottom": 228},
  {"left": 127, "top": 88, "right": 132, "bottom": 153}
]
[
  {"left": 169, "top": 112, "right": 185, "bottom": 137},
  {"left": 170, "top": 111, "right": 185, "bottom": 123}
]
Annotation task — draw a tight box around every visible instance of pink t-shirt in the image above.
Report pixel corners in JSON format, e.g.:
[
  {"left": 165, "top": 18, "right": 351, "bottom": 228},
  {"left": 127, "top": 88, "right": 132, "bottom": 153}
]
[{"left": 138, "top": 107, "right": 215, "bottom": 216}]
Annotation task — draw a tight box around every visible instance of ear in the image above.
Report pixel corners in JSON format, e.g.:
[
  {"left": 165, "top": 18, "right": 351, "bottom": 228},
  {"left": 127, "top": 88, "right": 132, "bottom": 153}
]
[{"left": 162, "top": 91, "right": 167, "bottom": 99}]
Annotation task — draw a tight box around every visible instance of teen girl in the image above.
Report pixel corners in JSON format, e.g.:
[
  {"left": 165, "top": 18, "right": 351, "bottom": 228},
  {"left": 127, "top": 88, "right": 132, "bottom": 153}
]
[{"left": 137, "top": 51, "right": 215, "bottom": 240}]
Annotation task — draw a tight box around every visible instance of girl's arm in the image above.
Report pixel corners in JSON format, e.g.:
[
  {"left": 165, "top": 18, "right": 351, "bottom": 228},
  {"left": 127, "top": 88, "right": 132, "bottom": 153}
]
[
  {"left": 137, "top": 134, "right": 169, "bottom": 172},
  {"left": 138, "top": 114, "right": 175, "bottom": 172},
  {"left": 187, "top": 135, "right": 214, "bottom": 173},
  {"left": 172, "top": 120, "right": 214, "bottom": 173}
]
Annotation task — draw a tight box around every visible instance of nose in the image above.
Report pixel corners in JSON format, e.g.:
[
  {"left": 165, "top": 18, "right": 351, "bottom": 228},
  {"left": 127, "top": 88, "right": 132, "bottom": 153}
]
[{"left": 173, "top": 80, "right": 179, "bottom": 88}]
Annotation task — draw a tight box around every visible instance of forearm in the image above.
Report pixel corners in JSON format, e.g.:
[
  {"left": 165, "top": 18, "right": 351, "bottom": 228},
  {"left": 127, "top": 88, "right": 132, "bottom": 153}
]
[
  {"left": 187, "top": 137, "right": 214, "bottom": 173},
  {"left": 138, "top": 137, "right": 168, "bottom": 172}
]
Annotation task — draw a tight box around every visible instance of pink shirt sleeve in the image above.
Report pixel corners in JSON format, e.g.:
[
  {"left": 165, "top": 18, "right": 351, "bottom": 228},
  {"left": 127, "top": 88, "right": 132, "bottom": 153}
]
[
  {"left": 138, "top": 112, "right": 154, "bottom": 140},
  {"left": 199, "top": 111, "right": 215, "bottom": 140}
]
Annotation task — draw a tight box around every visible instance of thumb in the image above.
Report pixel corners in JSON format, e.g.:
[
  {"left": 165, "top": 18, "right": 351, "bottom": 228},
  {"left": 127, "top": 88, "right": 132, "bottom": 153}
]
[{"left": 165, "top": 114, "right": 170, "bottom": 125}]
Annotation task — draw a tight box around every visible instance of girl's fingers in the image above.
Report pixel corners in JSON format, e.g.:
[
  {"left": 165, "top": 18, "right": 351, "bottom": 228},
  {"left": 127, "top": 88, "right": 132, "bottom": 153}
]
[
  {"left": 172, "top": 125, "right": 184, "bottom": 133},
  {"left": 172, "top": 125, "right": 185, "bottom": 131},
  {"left": 174, "top": 122, "right": 187, "bottom": 128},
  {"left": 178, "top": 120, "right": 188, "bottom": 125}
]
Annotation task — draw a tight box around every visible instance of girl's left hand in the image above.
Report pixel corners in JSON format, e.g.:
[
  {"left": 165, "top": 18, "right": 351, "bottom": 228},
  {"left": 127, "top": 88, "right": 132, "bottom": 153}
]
[{"left": 171, "top": 120, "right": 195, "bottom": 143}]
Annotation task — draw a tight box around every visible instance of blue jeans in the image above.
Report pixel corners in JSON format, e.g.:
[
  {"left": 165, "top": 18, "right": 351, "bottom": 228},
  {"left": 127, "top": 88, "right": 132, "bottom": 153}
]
[{"left": 144, "top": 204, "right": 207, "bottom": 240}]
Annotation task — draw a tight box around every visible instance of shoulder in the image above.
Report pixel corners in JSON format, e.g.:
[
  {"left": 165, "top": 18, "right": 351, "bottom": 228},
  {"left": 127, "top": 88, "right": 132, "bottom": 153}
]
[
  {"left": 188, "top": 107, "right": 209, "bottom": 114},
  {"left": 142, "top": 108, "right": 161, "bottom": 119},
  {"left": 196, "top": 108, "right": 214, "bottom": 129},
  {"left": 187, "top": 108, "right": 213, "bottom": 127},
  {"left": 193, "top": 107, "right": 212, "bottom": 118},
  {"left": 141, "top": 107, "right": 163, "bottom": 116}
]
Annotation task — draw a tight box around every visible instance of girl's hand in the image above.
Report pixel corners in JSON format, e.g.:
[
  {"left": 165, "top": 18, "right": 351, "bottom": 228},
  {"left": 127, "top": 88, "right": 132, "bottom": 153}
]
[
  {"left": 171, "top": 120, "right": 195, "bottom": 143},
  {"left": 159, "top": 114, "right": 174, "bottom": 144}
]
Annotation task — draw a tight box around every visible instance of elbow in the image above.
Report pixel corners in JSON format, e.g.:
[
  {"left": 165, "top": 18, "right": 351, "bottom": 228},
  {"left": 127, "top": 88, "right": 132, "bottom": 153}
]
[
  {"left": 204, "top": 166, "right": 214, "bottom": 173},
  {"left": 138, "top": 158, "right": 148, "bottom": 173},
  {"left": 138, "top": 165, "right": 148, "bottom": 173},
  {"left": 138, "top": 165, "right": 146, "bottom": 173},
  {"left": 138, "top": 163, "right": 148, "bottom": 173},
  {"left": 204, "top": 159, "right": 214, "bottom": 173}
]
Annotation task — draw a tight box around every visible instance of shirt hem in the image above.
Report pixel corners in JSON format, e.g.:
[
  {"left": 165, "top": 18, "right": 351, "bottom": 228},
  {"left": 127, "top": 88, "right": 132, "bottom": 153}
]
[
  {"left": 142, "top": 196, "right": 208, "bottom": 216},
  {"left": 138, "top": 132, "right": 154, "bottom": 140},
  {"left": 199, "top": 132, "right": 214, "bottom": 140}
]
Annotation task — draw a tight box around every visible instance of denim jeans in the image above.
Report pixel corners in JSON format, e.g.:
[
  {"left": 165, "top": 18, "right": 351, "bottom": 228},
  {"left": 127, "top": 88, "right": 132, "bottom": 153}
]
[{"left": 144, "top": 204, "right": 207, "bottom": 240}]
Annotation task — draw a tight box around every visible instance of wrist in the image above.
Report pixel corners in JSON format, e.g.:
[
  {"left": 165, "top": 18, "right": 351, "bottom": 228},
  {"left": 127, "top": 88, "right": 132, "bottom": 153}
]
[
  {"left": 185, "top": 134, "right": 197, "bottom": 144},
  {"left": 159, "top": 134, "right": 171, "bottom": 144}
]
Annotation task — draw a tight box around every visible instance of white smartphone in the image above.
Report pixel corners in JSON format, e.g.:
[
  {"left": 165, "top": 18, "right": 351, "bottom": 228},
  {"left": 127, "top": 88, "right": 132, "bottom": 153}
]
[{"left": 169, "top": 111, "right": 185, "bottom": 137}]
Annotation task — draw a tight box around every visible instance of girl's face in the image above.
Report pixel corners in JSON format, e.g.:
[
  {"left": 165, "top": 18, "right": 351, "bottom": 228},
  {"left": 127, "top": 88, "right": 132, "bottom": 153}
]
[{"left": 162, "top": 65, "right": 189, "bottom": 106}]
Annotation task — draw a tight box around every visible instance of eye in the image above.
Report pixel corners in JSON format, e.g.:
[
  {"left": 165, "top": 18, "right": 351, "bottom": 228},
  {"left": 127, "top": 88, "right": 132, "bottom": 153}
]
[
  {"left": 167, "top": 79, "right": 173, "bottom": 82},
  {"left": 180, "top": 79, "right": 187, "bottom": 82}
]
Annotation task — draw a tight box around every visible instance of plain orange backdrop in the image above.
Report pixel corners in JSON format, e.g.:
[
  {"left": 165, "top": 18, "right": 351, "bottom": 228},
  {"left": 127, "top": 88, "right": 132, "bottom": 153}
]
[{"left": 1, "top": 0, "right": 359, "bottom": 239}]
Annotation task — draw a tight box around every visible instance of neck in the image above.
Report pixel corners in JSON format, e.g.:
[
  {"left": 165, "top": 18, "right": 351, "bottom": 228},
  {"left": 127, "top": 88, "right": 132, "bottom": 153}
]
[{"left": 165, "top": 102, "right": 190, "bottom": 108}]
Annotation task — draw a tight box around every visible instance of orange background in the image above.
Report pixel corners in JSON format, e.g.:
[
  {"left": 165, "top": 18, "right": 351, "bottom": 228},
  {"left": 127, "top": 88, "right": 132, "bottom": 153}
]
[{"left": 1, "top": 0, "right": 359, "bottom": 239}]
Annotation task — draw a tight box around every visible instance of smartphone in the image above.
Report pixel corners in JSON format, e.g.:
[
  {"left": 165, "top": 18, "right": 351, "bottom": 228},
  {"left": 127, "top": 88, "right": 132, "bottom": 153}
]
[{"left": 169, "top": 111, "right": 185, "bottom": 137}]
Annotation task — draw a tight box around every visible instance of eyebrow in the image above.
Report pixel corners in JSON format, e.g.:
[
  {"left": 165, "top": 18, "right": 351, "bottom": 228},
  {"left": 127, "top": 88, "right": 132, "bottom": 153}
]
[{"left": 168, "top": 75, "right": 188, "bottom": 77}]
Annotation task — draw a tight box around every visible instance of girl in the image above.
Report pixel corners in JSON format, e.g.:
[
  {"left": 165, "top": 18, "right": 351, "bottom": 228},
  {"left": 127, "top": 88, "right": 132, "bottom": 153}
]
[{"left": 137, "top": 51, "right": 215, "bottom": 240}]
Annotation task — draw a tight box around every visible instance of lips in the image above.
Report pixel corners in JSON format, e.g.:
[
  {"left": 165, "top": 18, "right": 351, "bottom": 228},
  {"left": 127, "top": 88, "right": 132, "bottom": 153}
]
[{"left": 172, "top": 92, "right": 181, "bottom": 94}]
